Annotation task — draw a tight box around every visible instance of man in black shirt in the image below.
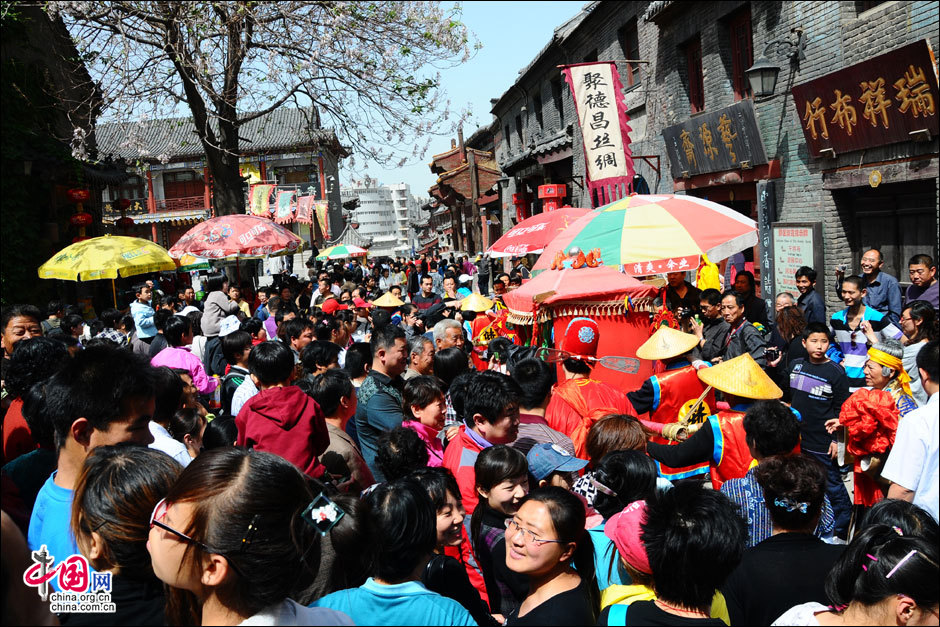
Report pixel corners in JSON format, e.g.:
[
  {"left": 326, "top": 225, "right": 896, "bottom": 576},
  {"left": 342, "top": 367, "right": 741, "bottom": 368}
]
[
  {"left": 664, "top": 271, "right": 702, "bottom": 319},
  {"left": 795, "top": 266, "right": 826, "bottom": 325}
]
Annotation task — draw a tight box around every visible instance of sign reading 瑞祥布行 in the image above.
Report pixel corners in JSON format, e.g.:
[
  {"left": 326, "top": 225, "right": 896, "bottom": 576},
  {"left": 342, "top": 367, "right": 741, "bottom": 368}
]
[{"left": 791, "top": 39, "right": 939, "bottom": 158}]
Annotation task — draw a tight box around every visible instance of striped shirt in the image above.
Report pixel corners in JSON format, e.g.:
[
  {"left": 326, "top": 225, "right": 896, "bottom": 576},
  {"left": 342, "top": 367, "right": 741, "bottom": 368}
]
[{"left": 830, "top": 307, "right": 902, "bottom": 390}]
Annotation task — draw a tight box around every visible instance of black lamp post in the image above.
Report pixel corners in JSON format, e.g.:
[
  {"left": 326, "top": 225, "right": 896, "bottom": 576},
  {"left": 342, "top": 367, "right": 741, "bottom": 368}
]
[{"left": 746, "top": 27, "right": 806, "bottom": 98}]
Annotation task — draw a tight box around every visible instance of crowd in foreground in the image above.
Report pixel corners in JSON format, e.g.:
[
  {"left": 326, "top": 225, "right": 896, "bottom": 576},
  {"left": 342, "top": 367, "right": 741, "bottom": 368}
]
[{"left": 0, "top": 248, "right": 937, "bottom": 626}]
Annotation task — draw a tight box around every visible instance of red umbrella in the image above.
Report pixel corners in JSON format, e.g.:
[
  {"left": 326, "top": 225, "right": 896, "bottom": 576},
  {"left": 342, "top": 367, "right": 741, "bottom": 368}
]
[
  {"left": 168, "top": 214, "right": 304, "bottom": 260},
  {"left": 487, "top": 207, "right": 589, "bottom": 258}
]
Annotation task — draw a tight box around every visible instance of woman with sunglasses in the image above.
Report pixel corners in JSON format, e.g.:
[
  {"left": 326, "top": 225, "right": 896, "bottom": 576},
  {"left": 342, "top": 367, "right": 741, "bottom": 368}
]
[
  {"left": 147, "top": 447, "right": 353, "bottom": 626},
  {"left": 69, "top": 445, "right": 183, "bottom": 626},
  {"left": 504, "top": 487, "right": 598, "bottom": 626}
]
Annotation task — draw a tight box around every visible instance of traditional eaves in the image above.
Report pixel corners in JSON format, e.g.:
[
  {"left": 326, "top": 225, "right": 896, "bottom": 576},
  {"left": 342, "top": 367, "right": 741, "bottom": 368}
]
[{"left": 95, "top": 107, "right": 350, "bottom": 162}]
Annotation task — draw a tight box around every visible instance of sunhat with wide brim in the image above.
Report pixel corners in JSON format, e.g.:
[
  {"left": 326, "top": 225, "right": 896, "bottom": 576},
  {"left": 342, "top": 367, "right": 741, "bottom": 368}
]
[
  {"left": 460, "top": 293, "right": 495, "bottom": 312},
  {"left": 697, "top": 353, "right": 783, "bottom": 400},
  {"left": 372, "top": 292, "right": 404, "bottom": 308},
  {"left": 636, "top": 326, "right": 700, "bottom": 361}
]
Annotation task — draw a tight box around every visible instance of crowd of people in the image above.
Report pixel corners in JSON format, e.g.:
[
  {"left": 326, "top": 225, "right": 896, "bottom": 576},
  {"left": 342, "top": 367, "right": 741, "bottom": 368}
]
[{"left": 0, "top": 248, "right": 937, "bottom": 626}]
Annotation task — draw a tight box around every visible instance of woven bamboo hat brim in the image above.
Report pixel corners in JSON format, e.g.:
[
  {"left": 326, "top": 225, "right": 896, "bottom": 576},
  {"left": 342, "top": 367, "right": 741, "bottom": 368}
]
[
  {"left": 697, "top": 353, "right": 783, "bottom": 399},
  {"left": 372, "top": 292, "right": 404, "bottom": 307},
  {"left": 460, "top": 293, "right": 495, "bottom": 312},
  {"left": 636, "top": 326, "right": 700, "bottom": 361}
]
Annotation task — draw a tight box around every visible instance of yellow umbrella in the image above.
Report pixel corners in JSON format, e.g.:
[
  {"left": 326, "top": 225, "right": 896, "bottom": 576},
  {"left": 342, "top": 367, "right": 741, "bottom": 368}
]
[{"left": 38, "top": 235, "right": 177, "bottom": 305}]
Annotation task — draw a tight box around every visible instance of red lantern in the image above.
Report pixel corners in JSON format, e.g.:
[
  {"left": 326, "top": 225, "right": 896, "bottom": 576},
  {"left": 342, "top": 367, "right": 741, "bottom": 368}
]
[
  {"left": 118, "top": 198, "right": 132, "bottom": 210},
  {"left": 69, "top": 212, "right": 94, "bottom": 227},
  {"left": 116, "top": 216, "right": 135, "bottom": 229},
  {"left": 67, "top": 188, "right": 91, "bottom": 203}
]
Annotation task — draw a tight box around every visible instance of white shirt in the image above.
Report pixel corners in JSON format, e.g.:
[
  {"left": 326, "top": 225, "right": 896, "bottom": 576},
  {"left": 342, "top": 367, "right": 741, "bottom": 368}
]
[
  {"left": 231, "top": 376, "right": 259, "bottom": 417},
  {"left": 239, "top": 598, "right": 352, "bottom": 626},
  {"left": 882, "top": 392, "right": 939, "bottom": 521},
  {"left": 148, "top": 422, "right": 191, "bottom": 467},
  {"left": 772, "top": 601, "right": 827, "bottom": 625}
]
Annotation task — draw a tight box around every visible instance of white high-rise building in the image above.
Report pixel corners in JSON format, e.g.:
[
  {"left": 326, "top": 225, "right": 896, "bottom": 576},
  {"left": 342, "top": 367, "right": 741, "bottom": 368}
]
[
  {"left": 342, "top": 181, "right": 426, "bottom": 257},
  {"left": 340, "top": 182, "right": 398, "bottom": 256}
]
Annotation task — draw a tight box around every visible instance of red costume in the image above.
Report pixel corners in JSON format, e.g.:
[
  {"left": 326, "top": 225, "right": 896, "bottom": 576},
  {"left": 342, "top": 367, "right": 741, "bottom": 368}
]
[
  {"left": 643, "top": 364, "right": 716, "bottom": 481},
  {"left": 545, "top": 377, "right": 634, "bottom": 458},
  {"left": 703, "top": 409, "right": 752, "bottom": 490}
]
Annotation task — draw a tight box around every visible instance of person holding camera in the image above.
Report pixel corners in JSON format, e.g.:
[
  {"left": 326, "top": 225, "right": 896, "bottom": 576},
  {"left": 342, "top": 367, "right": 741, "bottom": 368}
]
[
  {"left": 664, "top": 272, "right": 702, "bottom": 326},
  {"left": 715, "top": 291, "right": 768, "bottom": 367}
]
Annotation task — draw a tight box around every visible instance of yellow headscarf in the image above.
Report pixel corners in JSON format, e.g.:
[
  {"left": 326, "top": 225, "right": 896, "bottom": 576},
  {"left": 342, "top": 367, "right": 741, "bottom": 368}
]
[{"left": 867, "top": 347, "right": 913, "bottom": 398}]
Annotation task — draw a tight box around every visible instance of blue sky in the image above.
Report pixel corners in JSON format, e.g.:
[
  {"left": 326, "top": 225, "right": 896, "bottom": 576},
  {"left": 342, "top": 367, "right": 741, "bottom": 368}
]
[{"left": 345, "top": 0, "right": 587, "bottom": 196}]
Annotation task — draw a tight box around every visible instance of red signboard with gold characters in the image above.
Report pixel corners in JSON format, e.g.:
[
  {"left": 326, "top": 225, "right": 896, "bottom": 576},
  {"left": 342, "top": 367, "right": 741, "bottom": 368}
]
[{"left": 791, "top": 39, "right": 938, "bottom": 158}]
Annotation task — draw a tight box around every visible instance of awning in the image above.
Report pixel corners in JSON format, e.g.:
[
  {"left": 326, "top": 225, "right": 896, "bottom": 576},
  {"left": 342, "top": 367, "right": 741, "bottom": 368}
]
[
  {"left": 478, "top": 191, "right": 499, "bottom": 205},
  {"left": 115, "top": 209, "right": 209, "bottom": 226}
]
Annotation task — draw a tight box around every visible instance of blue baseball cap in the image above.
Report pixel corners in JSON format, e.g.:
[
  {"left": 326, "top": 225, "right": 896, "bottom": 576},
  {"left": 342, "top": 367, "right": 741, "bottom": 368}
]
[{"left": 526, "top": 443, "right": 589, "bottom": 480}]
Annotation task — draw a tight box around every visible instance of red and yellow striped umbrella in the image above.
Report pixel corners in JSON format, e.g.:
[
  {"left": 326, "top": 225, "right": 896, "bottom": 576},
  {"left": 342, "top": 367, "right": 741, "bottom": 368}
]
[{"left": 533, "top": 194, "right": 757, "bottom": 274}]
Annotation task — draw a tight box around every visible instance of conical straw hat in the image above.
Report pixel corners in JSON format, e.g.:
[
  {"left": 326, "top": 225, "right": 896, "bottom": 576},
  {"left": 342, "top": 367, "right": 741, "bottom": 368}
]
[
  {"left": 636, "top": 326, "right": 700, "bottom": 361},
  {"left": 372, "top": 292, "right": 404, "bottom": 308},
  {"left": 461, "top": 293, "right": 495, "bottom": 312},
  {"left": 698, "top": 353, "right": 782, "bottom": 400}
]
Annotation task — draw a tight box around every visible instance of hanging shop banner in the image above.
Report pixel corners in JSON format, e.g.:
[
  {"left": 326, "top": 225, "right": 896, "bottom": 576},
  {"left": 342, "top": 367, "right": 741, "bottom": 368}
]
[
  {"left": 314, "top": 200, "right": 330, "bottom": 238},
  {"left": 248, "top": 184, "right": 275, "bottom": 216},
  {"left": 791, "top": 39, "right": 939, "bottom": 158},
  {"left": 562, "top": 61, "right": 635, "bottom": 207},
  {"left": 295, "top": 195, "right": 314, "bottom": 225},
  {"left": 662, "top": 99, "right": 768, "bottom": 179},
  {"left": 274, "top": 190, "right": 297, "bottom": 224}
]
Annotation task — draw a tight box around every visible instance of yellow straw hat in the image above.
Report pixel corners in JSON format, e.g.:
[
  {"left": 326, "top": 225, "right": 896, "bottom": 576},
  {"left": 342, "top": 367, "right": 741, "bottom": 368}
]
[
  {"left": 697, "top": 353, "right": 783, "bottom": 400},
  {"left": 372, "top": 292, "right": 404, "bottom": 308},
  {"left": 460, "top": 293, "right": 495, "bottom": 312},
  {"left": 636, "top": 326, "right": 700, "bottom": 361}
]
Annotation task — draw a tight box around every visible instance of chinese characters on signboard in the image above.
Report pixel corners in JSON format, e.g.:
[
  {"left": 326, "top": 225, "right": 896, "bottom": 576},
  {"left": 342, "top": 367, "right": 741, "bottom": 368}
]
[
  {"left": 625, "top": 254, "right": 700, "bottom": 276},
  {"left": 661, "top": 99, "right": 768, "bottom": 179},
  {"left": 772, "top": 223, "right": 823, "bottom": 297},
  {"left": 791, "top": 39, "right": 939, "bottom": 157},
  {"left": 562, "top": 62, "right": 635, "bottom": 206}
]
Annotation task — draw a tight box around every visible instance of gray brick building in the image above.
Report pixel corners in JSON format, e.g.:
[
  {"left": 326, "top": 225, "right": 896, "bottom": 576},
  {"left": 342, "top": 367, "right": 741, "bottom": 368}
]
[{"left": 491, "top": 0, "right": 938, "bottom": 314}]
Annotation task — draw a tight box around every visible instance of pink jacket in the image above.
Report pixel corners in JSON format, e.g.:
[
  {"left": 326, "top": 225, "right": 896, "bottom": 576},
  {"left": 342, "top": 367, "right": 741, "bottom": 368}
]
[
  {"left": 151, "top": 346, "right": 218, "bottom": 395},
  {"left": 402, "top": 419, "right": 444, "bottom": 467}
]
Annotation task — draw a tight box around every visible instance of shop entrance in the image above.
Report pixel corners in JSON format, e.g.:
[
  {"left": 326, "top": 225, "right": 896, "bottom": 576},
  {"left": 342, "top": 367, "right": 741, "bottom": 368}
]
[{"left": 835, "top": 180, "right": 938, "bottom": 286}]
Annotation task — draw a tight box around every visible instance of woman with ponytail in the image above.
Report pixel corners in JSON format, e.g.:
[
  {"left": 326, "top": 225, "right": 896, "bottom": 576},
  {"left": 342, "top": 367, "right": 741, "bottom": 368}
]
[
  {"left": 504, "top": 486, "right": 598, "bottom": 625},
  {"left": 773, "top": 524, "right": 939, "bottom": 625},
  {"left": 147, "top": 447, "right": 353, "bottom": 626}
]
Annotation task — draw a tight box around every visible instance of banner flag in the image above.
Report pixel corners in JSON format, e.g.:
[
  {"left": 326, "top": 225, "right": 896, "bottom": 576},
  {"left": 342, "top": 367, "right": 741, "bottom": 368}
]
[
  {"left": 314, "top": 200, "right": 330, "bottom": 238},
  {"left": 562, "top": 62, "right": 635, "bottom": 207},
  {"left": 295, "top": 195, "right": 314, "bottom": 225},
  {"left": 248, "top": 184, "right": 275, "bottom": 216},
  {"left": 274, "top": 190, "right": 297, "bottom": 224}
]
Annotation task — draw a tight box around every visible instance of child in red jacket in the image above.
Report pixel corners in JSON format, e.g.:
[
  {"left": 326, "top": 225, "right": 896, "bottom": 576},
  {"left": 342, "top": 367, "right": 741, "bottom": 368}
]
[{"left": 235, "top": 341, "right": 328, "bottom": 478}]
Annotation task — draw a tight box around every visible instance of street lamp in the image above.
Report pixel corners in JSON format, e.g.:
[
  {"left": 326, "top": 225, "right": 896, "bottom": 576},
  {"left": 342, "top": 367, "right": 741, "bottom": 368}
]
[{"left": 746, "top": 27, "right": 806, "bottom": 98}]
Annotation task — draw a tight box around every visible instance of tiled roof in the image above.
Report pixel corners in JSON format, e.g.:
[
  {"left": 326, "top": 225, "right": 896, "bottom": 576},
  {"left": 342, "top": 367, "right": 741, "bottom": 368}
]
[{"left": 96, "top": 107, "right": 349, "bottom": 162}]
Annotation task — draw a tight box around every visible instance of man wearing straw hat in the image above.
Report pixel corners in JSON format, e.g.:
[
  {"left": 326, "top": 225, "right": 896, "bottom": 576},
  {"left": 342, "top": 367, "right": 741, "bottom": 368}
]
[
  {"left": 628, "top": 327, "right": 717, "bottom": 482},
  {"left": 646, "top": 353, "right": 786, "bottom": 489}
]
